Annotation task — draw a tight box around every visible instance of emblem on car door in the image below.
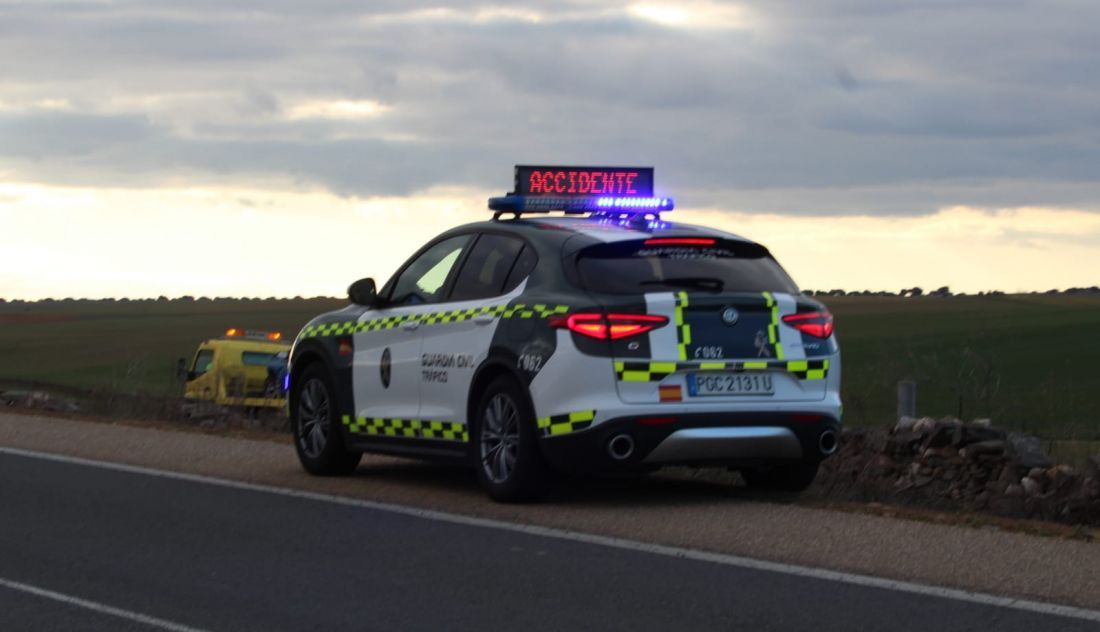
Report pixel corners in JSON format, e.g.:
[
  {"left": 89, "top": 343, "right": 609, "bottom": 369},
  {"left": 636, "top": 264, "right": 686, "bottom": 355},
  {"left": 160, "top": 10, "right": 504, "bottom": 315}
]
[
  {"left": 380, "top": 347, "right": 392, "bottom": 388},
  {"left": 720, "top": 306, "right": 740, "bottom": 326}
]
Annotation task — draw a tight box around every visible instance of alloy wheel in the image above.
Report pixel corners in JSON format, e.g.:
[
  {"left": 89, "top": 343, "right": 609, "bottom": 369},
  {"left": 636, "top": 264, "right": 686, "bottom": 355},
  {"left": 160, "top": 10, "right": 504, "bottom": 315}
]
[
  {"left": 480, "top": 393, "right": 520, "bottom": 483},
  {"left": 298, "top": 378, "right": 330, "bottom": 459}
]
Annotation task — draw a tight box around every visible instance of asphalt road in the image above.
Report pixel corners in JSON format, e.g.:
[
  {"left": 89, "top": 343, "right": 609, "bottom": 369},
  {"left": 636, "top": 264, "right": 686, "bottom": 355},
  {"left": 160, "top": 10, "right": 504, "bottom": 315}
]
[{"left": 1, "top": 449, "right": 1097, "bottom": 632}]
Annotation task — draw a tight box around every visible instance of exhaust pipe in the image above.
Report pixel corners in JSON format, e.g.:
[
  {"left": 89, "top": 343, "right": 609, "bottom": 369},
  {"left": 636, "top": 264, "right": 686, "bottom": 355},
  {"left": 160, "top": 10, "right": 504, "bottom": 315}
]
[
  {"left": 819, "top": 430, "right": 838, "bottom": 456},
  {"left": 607, "top": 434, "right": 635, "bottom": 461}
]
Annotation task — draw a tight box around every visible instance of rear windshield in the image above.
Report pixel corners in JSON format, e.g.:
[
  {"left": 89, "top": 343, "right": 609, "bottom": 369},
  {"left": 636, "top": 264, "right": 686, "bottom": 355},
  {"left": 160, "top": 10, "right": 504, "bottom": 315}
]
[{"left": 576, "top": 239, "right": 799, "bottom": 294}]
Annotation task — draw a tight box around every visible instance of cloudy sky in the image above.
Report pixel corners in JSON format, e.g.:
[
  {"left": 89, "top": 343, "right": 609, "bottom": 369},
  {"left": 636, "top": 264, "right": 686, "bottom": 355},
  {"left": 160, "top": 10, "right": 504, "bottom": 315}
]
[{"left": 2, "top": 0, "right": 1098, "bottom": 299}]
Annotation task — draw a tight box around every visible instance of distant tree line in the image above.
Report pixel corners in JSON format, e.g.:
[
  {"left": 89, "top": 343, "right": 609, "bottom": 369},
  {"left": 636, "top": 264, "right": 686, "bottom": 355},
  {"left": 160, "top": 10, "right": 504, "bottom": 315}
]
[
  {"left": 0, "top": 296, "right": 341, "bottom": 304},
  {"left": 801, "top": 286, "right": 1100, "bottom": 298},
  {"left": 3, "top": 286, "right": 1099, "bottom": 304}
]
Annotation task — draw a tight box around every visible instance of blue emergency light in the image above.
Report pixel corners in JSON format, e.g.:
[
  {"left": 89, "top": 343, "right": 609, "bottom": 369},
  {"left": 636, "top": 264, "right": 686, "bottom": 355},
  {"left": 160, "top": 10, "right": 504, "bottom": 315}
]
[{"left": 487, "top": 195, "right": 674, "bottom": 214}]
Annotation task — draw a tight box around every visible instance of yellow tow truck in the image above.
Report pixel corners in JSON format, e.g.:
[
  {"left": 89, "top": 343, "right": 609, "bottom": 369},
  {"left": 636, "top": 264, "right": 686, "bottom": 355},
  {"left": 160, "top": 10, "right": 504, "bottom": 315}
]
[{"left": 181, "top": 329, "right": 291, "bottom": 410}]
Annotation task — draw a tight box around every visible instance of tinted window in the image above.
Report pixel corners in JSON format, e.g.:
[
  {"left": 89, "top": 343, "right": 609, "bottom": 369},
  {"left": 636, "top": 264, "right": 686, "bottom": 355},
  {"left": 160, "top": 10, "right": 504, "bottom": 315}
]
[
  {"left": 503, "top": 245, "right": 538, "bottom": 294},
  {"left": 191, "top": 349, "right": 214, "bottom": 376},
  {"left": 576, "top": 239, "right": 799, "bottom": 294},
  {"left": 450, "top": 234, "right": 526, "bottom": 301},
  {"left": 388, "top": 235, "right": 471, "bottom": 305},
  {"left": 241, "top": 351, "right": 278, "bottom": 367}
]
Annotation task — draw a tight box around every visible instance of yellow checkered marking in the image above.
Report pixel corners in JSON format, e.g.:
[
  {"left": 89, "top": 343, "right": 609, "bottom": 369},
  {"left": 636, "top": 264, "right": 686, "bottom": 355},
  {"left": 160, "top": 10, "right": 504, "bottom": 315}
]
[
  {"left": 674, "top": 291, "right": 691, "bottom": 361},
  {"left": 536, "top": 410, "right": 596, "bottom": 437},
  {"left": 301, "top": 303, "right": 569, "bottom": 339},
  {"left": 762, "top": 291, "right": 784, "bottom": 360},
  {"left": 614, "top": 359, "right": 830, "bottom": 382},
  {"left": 342, "top": 415, "right": 469, "bottom": 442}
]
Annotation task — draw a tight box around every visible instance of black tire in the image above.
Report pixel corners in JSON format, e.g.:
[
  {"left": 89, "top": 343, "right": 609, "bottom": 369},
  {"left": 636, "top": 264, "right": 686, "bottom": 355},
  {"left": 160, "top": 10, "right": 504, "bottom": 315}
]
[
  {"left": 472, "top": 376, "right": 551, "bottom": 502},
  {"left": 292, "top": 363, "right": 361, "bottom": 476},
  {"left": 742, "top": 460, "right": 819, "bottom": 492}
]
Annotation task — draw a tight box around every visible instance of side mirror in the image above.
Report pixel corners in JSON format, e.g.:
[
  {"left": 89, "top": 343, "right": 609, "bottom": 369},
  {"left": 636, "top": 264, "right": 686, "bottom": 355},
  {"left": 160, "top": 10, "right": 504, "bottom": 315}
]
[
  {"left": 348, "top": 277, "right": 379, "bottom": 307},
  {"left": 175, "top": 358, "right": 187, "bottom": 382}
]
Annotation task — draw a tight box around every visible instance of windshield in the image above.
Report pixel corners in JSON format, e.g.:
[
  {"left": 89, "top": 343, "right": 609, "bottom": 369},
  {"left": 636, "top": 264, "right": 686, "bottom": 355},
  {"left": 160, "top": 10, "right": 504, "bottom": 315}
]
[{"left": 576, "top": 239, "right": 799, "bottom": 295}]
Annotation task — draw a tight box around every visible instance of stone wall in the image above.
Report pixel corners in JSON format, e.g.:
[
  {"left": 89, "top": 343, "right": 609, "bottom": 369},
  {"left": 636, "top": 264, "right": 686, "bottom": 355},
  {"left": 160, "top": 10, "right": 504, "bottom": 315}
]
[{"left": 818, "top": 417, "right": 1100, "bottom": 526}]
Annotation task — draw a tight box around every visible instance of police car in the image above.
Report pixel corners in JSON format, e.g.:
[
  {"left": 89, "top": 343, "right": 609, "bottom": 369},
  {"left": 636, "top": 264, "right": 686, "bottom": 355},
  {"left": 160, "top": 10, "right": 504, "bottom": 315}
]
[{"left": 288, "top": 166, "right": 841, "bottom": 502}]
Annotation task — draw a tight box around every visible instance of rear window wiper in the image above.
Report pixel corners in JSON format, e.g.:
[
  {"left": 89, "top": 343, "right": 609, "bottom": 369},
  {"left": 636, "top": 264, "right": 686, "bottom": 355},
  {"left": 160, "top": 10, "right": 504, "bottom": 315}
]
[{"left": 640, "top": 277, "right": 725, "bottom": 292}]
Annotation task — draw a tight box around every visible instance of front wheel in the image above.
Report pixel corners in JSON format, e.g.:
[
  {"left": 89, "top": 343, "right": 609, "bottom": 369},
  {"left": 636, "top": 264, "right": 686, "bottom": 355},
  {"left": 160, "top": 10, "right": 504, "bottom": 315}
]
[
  {"left": 742, "top": 461, "right": 819, "bottom": 492},
  {"left": 292, "top": 364, "right": 361, "bottom": 476},
  {"left": 473, "top": 376, "right": 550, "bottom": 502}
]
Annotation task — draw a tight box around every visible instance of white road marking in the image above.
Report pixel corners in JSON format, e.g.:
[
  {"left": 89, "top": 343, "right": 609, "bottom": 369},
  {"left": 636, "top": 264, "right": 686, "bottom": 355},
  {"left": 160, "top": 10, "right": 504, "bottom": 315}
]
[
  {"left": 4, "top": 445, "right": 1100, "bottom": 624},
  {"left": 0, "top": 576, "right": 209, "bottom": 632}
]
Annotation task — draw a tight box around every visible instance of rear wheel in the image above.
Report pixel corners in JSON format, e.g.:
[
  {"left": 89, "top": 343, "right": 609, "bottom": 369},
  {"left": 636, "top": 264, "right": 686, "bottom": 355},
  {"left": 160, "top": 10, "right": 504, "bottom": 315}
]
[
  {"left": 292, "top": 364, "right": 361, "bottom": 476},
  {"left": 742, "top": 461, "right": 819, "bottom": 492},
  {"left": 473, "top": 376, "right": 550, "bottom": 502}
]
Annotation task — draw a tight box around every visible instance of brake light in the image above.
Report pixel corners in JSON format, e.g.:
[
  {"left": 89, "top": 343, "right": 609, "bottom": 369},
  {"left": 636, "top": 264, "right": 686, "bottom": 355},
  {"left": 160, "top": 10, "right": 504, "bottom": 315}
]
[
  {"left": 643, "top": 237, "right": 715, "bottom": 246},
  {"left": 782, "top": 311, "right": 834, "bottom": 338},
  {"left": 550, "top": 312, "right": 669, "bottom": 340}
]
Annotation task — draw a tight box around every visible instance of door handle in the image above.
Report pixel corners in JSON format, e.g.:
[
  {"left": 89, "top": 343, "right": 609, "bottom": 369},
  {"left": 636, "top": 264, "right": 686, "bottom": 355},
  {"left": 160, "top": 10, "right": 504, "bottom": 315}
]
[
  {"left": 401, "top": 320, "right": 420, "bottom": 332},
  {"left": 473, "top": 314, "right": 497, "bottom": 326}
]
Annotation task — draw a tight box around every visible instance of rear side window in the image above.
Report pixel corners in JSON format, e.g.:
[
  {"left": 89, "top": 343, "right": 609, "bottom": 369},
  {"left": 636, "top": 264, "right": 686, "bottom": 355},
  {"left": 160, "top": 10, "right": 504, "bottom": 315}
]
[
  {"left": 576, "top": 239, "right": 799, "bottom": 294},
  {"left": 502, "top": 245, "right": 537, "bottom": 294},
  {"left": 241, "top": 351, "right": 277, "bottom": 367},
  {"left": 450, "top": 234, "right": 527, "bottom": 301}
]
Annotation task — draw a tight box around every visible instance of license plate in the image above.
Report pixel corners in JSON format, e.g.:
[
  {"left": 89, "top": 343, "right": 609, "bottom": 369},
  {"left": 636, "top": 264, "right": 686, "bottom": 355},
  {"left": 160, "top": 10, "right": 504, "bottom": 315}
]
[{"left": 687, "top": 372, "right": 774, "bottom": 397}]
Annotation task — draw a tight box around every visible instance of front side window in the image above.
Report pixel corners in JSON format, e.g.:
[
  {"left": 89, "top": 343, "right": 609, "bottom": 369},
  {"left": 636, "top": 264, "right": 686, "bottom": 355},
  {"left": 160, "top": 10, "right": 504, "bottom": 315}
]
[
  {"left": 191, "top": 349, "right": 215, "bottom": 377},
  {"left": 449, "top": 234, "right": 527, "bottom": 301},
  {"left": 388, "top": 235, "right": 471, "bottom": 305}
]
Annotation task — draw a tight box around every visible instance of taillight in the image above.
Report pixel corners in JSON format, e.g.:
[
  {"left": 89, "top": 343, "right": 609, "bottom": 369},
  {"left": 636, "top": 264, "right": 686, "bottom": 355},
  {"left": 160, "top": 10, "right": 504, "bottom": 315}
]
[
  {"left": 550, "top": 312, "right": 669, "bottom": 340},
  {"left": 782, "top": 311, "right": 834, "bottom": 339},
  {"left": 643, "top": 237, "right": 715, "bottom": 246}
]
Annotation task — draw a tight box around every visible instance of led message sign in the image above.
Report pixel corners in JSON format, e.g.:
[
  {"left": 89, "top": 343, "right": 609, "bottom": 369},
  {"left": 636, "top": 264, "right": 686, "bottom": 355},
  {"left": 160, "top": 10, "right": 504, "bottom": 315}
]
[{"left": 514, "top": 166, "right": 654, "bottom": 197}]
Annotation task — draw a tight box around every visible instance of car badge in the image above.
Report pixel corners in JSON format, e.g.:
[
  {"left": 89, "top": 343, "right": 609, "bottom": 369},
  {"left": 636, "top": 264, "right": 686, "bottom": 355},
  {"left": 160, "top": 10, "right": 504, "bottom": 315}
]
[{"left": 720, "top": 306, "right": 740, "bottom": 326}]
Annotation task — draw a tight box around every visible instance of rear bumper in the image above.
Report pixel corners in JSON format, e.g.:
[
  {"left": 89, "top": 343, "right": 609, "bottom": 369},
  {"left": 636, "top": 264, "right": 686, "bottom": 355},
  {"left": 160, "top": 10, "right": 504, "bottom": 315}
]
[{"left": 539, "top": 411, "right": 840, "bottom": 474}]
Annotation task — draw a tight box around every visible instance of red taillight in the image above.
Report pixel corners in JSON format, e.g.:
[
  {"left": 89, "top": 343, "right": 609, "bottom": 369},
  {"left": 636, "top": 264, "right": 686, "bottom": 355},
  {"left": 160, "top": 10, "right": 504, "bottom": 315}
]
[
  {"left": 782, "top": 311, "right": 834, "bottom": 339},
  {"left": 643, "top": 237, "right": 715, "bottom": 246},
  {"left": 550, "top": 312, "right": 669, "bottom": 340}
]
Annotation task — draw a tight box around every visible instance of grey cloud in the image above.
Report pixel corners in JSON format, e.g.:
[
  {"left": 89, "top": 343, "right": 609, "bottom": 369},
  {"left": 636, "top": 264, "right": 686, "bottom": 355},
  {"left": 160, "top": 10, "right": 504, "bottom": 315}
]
[{"left": 0, "top": 0, "right": 1098, "bottom": 216}]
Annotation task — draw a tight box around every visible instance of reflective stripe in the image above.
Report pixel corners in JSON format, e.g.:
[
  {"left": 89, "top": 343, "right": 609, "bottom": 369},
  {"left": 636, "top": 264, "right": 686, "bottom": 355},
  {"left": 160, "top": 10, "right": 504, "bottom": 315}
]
[
  {"left": 613, "top": 360, "right": 830, "bottom": 382},
  {"left": 302, "top": 303, "right": 569, "bottom": 339},
  {"left": 537, "top": 410, "right": 596, "bottom": 437},
  {"left": 674, "top": 291, "right": 691, "bottom": 361},
  {"left": 342, "top": 415, "right": 468, "bottom": 442},
  {"left": 762, "top": 291, "right": 784, "bottom": 360}
]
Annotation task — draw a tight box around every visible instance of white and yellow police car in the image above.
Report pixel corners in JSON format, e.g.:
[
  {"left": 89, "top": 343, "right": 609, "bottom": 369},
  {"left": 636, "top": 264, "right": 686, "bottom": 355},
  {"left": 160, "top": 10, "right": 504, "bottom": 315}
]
[{"left": 289, "top": 166, "right": 841, "bottom": 501}]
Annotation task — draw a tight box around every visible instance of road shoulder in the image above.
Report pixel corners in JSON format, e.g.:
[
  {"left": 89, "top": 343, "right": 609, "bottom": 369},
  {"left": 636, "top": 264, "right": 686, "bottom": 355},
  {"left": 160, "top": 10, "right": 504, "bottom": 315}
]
[{"left": 2, "top": 411, "right": 1097, "bottom": 610}]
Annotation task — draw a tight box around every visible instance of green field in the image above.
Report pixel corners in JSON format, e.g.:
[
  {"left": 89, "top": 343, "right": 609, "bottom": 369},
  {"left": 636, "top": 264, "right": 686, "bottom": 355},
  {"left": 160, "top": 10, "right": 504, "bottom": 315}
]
[{"left": 1, "top": 294, "right": 1098, "bottom": 439}]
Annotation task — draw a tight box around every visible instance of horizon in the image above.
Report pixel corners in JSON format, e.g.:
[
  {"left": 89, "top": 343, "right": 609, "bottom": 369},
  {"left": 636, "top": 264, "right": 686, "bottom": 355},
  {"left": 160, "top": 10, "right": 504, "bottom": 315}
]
[{"left": 5, "top": 285, "right": 1099, "bottom": 303}]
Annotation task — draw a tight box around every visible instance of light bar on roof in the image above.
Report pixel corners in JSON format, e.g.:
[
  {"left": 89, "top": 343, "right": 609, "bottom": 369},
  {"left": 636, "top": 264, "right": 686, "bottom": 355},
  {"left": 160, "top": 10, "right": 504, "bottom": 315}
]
[
  {"left": 488, "top": 195, "right": 674, "bottom": 213},
  {"left": 594, "top": 196, "right": 673, "bottom": 210}
]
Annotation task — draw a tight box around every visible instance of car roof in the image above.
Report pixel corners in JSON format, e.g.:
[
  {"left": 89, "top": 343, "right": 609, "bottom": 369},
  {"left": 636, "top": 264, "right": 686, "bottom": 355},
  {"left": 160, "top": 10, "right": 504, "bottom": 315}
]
[{"left": 447, "top": 215, "right": 758, "bottom": 246}]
